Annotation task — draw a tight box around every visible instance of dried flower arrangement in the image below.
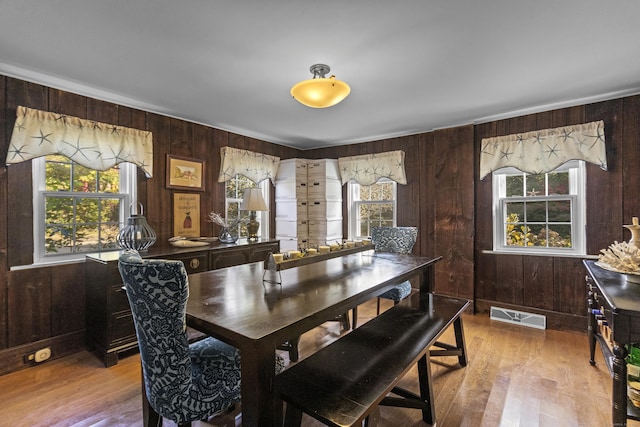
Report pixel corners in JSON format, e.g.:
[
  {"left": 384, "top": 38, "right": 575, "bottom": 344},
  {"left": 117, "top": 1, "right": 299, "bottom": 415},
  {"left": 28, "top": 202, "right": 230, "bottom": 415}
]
[
  {"left": 208, "top": 212, "right": 246, "bottom": 229},
  {"left": 597, "top": 241, "right": 640, "bottom": 274}
]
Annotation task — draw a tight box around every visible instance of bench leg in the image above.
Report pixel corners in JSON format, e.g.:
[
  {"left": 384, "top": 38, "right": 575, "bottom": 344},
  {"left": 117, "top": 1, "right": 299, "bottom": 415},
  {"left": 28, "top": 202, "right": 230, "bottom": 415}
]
[
  {"left": 418, "top": 354, "right": 436, "bottom": 425},
  {"left": 453, "top": 316, "right": 468, "bottom": 367},
  {"left": 379, "top": 354, "right": 435, "bottom": 425},
  {"left": 430, "top": 316, "right": 468, "bottom": 367}
]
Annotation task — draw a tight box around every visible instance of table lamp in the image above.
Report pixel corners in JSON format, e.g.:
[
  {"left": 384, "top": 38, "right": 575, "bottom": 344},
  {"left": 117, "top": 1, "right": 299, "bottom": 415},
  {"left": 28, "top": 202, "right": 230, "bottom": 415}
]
[{"left": 240, "top": 188, "right": 268, "bottom": 241}]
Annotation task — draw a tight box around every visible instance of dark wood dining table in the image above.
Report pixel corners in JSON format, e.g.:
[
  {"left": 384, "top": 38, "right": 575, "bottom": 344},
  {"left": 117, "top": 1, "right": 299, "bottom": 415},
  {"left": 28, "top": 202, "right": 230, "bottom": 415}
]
[{"left": 185, "top": 249, "right": 441, "bottom": 426}]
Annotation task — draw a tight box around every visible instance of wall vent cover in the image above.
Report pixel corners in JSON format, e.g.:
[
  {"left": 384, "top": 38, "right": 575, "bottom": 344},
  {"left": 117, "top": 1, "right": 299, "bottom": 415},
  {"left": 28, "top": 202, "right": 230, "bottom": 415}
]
[{"left": 490, "top": 306, "right": 546, "bottom": 330}]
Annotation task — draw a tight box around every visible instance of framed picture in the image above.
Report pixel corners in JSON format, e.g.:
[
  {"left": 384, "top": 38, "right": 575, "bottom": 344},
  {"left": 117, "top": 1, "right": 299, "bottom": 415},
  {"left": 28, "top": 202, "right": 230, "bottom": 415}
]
[
  {"left": 166, "top": 154, "right": 205, "bottom": 191},
  {"left": 173, "top": 193, "right": 201, "bottom": 237}
]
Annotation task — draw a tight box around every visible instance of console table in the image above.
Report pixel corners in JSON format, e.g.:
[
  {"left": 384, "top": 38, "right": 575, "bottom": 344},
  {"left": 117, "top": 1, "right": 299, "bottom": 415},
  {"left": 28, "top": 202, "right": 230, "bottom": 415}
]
[
  {"left": 584, "top": 260, "right": 640, "bottom": 426},
  {"left": 85, "top": 239, "right": 279, "bottom": 366}
]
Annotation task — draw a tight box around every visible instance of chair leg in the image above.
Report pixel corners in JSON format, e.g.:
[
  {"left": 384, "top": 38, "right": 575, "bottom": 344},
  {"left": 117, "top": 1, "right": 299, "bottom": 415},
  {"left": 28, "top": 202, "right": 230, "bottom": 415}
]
[
  {"left": 289, "top": 336, "right": 300, "bottom": 362},
  {"left": 376, "top": 297, "right": 381, "bottom": 315},
  {"left": 278, "top": 337, "right": 301, "bottom": 362},
  {"left": 141, "top": 364, "right": 163, "bottom": 427},
  {"left": 352, "top": 306, "right": 358, "bottom": 329},
  {"left": 340, "top": 312, "right": 351, "bottom": 330}
]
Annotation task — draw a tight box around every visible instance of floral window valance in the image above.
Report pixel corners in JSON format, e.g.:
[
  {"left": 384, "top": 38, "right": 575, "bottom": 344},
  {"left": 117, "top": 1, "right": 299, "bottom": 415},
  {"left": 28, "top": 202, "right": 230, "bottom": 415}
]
[
  {"left": 5, "top": 106, "right": 153, "bottom": 177},
  {"left": 338, "top": 150, "right": 407, "bottom": 186},
  {"left": 217, "top": 146, "right": 280, "bottom": 184},
  {"left": 479, "top": 120, "right": 607, "bottom": 180}
]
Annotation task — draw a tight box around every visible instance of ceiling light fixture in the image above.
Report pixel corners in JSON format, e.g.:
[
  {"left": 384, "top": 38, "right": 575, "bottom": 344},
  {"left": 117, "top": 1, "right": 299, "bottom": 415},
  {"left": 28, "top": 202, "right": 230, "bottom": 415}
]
[{"left": 290, "top": 64, "right": 350, "bottom": 108}]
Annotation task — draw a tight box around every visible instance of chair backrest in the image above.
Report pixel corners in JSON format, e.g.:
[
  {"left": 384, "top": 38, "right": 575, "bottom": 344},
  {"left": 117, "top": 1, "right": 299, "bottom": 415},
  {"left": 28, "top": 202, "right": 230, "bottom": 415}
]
[
  {"left": 371, "top": 226, "right": 418, "bottom": 254},
  {"left": 117, "top": 250, "right": 220, "bottom": 421}
]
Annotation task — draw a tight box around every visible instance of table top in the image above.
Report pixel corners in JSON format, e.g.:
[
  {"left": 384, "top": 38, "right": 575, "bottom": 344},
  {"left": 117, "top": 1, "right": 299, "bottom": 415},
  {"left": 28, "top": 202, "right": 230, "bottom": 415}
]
[
  {"left": 584, "top": 260, "right": 640, "bottom": 316},
  {"left": 185, "top": 251, "right": 440, "bottom": 348}
]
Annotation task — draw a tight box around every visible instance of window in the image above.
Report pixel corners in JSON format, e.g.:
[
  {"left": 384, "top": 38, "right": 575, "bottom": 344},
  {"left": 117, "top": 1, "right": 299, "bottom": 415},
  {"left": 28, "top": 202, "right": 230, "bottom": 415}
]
[
  {"left": 492, "top": 161, "right": 586, "bottom": 255},
  {"left": 224, "top": 174, "right": 269, "bottom": 238},
  {"left": 33, "top": 155, "right": 137, "bottom": 263},
  {"left": 347, "top": 179, "right": 397, "bottom": 240}
]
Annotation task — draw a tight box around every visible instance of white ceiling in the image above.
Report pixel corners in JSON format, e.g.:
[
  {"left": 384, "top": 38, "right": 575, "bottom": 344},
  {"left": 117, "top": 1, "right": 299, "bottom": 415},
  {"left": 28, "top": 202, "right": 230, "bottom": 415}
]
[{"left": 1, "top": 1, "right": 640, "bottom": 150}]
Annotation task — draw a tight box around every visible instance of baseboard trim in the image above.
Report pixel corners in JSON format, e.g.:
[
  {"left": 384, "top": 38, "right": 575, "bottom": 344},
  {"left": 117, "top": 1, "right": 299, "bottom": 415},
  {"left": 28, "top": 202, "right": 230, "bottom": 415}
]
[{"left": 0, "top": 330, "right": 86, "bottom": 376}]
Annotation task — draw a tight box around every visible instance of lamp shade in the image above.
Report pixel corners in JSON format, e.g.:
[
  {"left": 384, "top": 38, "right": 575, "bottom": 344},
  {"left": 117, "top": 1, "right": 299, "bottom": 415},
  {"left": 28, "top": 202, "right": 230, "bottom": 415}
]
[
  {"left": 291, "top": 64, "right": 350, "bottom": 108},
  {"left": 240, "top": 188, "right": 268, "bottom": 211}
]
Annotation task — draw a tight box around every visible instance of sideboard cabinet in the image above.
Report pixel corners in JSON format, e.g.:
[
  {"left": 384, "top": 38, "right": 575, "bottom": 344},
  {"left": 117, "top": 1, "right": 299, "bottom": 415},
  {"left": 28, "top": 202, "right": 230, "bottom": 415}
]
[
  {"left": 86, "top": 239, "right": 279, "bottom": 367},
  {"left": 584, "top": 260, "right": 640, "bottom": 426}
]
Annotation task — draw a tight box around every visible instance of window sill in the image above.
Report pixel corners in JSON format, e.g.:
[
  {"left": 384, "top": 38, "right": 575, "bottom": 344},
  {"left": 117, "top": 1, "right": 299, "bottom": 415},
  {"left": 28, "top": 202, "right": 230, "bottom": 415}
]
[
  {"left": 10, "top": 257, "right": 88, "bottom": 271},
  {"left": 10, "top": 249, "right": 123, "bottom": 271},
  {"left": 482, "top": 249, "right": 598, "bottom": 259}
]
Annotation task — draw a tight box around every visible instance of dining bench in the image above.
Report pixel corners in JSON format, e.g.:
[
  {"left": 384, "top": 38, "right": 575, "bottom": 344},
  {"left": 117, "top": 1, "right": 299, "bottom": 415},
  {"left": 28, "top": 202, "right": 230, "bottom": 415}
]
[{"left": 273, "top": 292, "right": 470, "bottom": 426}]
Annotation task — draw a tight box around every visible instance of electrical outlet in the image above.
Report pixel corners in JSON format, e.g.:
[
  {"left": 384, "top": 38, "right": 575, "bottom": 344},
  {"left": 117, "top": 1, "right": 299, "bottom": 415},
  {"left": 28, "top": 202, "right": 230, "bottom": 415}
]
[{"left": 24, "top": 347, "right": 52, "bottom": 364}]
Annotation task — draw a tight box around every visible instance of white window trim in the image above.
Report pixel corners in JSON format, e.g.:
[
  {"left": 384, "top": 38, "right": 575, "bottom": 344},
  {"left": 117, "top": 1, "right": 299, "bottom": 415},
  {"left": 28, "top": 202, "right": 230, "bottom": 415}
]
[
  {"left": 32, "top": 157, "right": 137, "bottom": 265},
  {"left": 491, "top": 161, "right": 586, "bottom": 256},
  {"left": 224, "top": 179, "right": 270, "bottom": 239},
  {"left": 347, "top": 179, "right": 397, "bottom": 241}
]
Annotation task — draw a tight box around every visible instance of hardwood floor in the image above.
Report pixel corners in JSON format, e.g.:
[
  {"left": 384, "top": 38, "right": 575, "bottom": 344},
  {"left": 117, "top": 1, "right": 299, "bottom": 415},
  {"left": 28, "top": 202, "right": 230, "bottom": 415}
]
[{"left": 0, "top": 298, "right": 637, "bottom": 427}]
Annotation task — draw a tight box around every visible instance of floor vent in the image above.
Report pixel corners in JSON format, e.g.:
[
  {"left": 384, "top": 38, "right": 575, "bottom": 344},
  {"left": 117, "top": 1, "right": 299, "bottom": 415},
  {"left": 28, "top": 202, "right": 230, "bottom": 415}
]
[{"left": 490, "top": 306, "right": 546, "bottom": 330}]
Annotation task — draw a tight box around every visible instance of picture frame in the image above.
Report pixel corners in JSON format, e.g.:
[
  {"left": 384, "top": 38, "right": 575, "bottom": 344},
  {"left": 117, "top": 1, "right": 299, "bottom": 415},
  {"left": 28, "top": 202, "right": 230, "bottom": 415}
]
[
  {"left": 166, "top": 154, "right": 205, "bottom": 191},
  {"left": 173, "top": 193, "right": 201, "bottom": 237}
]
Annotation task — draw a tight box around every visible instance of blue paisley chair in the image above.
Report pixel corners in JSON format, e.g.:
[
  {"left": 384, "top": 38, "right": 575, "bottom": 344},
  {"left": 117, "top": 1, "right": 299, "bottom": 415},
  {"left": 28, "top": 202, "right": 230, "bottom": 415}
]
[
  {"left": 371, "top": 226, "right": 418, "bottom": 315},
  {"left": 118, "top": 250, "right": 285, "bottom": 427}
]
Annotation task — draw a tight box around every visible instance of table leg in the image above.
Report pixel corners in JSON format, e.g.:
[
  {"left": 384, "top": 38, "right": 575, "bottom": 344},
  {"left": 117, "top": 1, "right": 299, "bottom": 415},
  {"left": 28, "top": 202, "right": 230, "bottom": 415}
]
[
  {"left": 240, "top": 343, "right": 281, "bottom": 426},
  {"left": 419, "top": 263, "right": 436, "bottom": 294},
  {"left": 612, "top": 344, "right": 628, "bottom": 427}
]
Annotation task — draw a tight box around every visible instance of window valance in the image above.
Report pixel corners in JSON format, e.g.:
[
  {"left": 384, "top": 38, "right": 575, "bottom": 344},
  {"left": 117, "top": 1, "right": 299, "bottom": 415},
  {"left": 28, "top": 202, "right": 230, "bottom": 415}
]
[
  {"left": 338, "top": 150, "right": 407, "bottom": 186},
  {"left": 479, "top": 120, "right": 607, "bottom": 180},
  {"left": 217, "top": 146, "right": 280, "bottom": 184},
  {"left": 5, "top": 106, "right": 153, "bottom": 177}
]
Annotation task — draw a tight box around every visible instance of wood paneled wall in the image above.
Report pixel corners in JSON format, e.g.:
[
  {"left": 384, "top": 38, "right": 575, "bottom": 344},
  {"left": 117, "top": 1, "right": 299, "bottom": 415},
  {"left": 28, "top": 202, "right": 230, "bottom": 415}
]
[
  {"left": 311, "top": 126, "right": 475, "bottom": 300},
  {"left": 0, "top": 72, "right": 638, "bottom": 374},
  {"left": 0, "top": 75, "right": 301, "bottom": 374},
  {"left": 474, "top": 97, "right": 640, "bottom": 330}
]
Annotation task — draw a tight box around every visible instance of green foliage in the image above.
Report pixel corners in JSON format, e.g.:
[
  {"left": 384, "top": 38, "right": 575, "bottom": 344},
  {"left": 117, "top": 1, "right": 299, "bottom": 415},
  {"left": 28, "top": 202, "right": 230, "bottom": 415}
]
[
  {"left": 44, "top": 155, "right": 121, "bottom": 254},
  {"left": 505, "top": 212, "right": 572, "bottom": 248},
  {"left": 225, "top": 175, "right": 256, "bottom": 237}
]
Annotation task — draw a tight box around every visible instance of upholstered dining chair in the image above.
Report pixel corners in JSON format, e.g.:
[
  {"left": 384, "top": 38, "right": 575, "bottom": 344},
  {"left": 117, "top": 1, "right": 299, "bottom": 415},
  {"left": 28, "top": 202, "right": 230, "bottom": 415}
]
[
  {"left": 371, "top": 226, "right": 418, "bottom": 315},
  {"left": 118, "top": 250, "right": 285, "bottom": 427}
]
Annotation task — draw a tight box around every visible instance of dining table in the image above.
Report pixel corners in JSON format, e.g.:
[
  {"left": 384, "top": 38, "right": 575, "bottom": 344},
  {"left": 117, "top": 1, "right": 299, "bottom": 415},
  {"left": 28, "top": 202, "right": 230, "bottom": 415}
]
[{"left": 185, "top": 249, "right": 442, "bottom": 426}]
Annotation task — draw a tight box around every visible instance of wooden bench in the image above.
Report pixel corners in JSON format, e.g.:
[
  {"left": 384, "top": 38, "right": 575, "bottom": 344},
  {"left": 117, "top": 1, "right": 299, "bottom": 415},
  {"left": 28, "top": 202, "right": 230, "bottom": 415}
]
[{"left": 274, "top": 292, "right": 470, "bottom": 426}]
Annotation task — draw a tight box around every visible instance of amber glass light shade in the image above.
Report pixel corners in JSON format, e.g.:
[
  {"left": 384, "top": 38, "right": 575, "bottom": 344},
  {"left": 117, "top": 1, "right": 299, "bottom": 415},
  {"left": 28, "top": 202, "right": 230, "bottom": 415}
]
[{"left": 290, "top": 64, "right": 350, "bottom": 108}]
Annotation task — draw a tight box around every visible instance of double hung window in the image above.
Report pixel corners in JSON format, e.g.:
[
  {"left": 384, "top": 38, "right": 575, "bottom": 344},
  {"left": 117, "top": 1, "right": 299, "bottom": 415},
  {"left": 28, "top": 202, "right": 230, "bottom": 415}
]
[
  {"left": 224, "top": 174, "right": 269, "bottom": 239},
  {"left": 492, "top": 161, "right": 586, "bottom": 255},
  {"left": 33, "top": 155, "right": 136, "bottom": 263},
  {"left": 347, "top": 179, "right": 397, "bottom": 240}
]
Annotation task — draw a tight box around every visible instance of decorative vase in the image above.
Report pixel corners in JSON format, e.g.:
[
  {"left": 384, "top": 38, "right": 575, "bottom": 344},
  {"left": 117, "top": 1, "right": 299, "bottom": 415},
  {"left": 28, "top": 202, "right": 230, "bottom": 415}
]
[
  {"left": 624, "top": 217, "right": 640, "bottom": 249},
  {"left": 116, "top": 203, "right": 157, "bottom": 251},
  {"left": 219, "top": 226, "right": 238, "bottom": 244}
]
